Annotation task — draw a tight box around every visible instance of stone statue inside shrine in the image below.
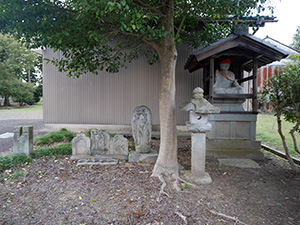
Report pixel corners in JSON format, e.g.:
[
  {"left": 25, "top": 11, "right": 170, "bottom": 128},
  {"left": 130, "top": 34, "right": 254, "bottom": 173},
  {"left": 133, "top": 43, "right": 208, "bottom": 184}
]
[{"left": 213, "top": 58, "right": 244, "bottom": 94}]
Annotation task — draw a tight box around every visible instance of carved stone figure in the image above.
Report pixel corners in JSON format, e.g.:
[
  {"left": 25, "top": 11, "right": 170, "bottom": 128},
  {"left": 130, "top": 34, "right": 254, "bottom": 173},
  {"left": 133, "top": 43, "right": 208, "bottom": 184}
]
[
  {"left": 90, "top": 129, "right": 110, "bottom": 155},
  {"left": 214, "top": 58, "right": 244, "bottom": 94},
  {"left": 131, "top": 105, "right": 152, "bottom": 154}
]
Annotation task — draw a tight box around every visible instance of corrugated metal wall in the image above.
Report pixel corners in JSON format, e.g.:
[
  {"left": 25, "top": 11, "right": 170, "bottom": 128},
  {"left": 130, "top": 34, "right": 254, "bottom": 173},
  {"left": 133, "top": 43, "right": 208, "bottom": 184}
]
[{"left": 43, "top": 45, "right": 203, "bottom": 125}]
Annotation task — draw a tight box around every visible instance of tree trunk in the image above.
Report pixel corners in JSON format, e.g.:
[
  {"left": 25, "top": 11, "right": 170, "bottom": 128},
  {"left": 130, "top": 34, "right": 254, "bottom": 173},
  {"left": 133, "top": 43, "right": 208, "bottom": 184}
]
[
  {"left": 3, "top": 95, "right": 10, "bottom": 106},
  {"left": 277, "top": 113, "right": 299, "bottom": 172},
  {"left": 151, "top": 0, "right": 179, "bottom": 179},
  {"left": 152, "top": 43, "right": 179, "bottom": 178}
]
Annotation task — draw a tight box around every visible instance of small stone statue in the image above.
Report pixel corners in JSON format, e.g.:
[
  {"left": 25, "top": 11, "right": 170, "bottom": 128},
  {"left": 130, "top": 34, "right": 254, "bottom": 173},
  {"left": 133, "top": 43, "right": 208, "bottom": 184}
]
[
  {"left": 214, "top": 58, "right": 244, "bottom": 94},
  {"left": 131, "top": 105, "right": 152, "bottom": 154}
]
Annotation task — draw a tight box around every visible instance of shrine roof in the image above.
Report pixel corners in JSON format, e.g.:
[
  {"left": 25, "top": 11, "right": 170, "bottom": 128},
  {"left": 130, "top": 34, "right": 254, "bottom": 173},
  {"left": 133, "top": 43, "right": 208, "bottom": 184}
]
[{"left": 185, "top": 34, "right": 290, "bottom": 73}]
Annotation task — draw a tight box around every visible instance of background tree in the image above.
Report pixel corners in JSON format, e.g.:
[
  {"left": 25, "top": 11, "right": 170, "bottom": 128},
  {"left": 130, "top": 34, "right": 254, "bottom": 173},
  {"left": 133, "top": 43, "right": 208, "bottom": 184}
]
[
  {"left": 290, "top": 26, "right": 300, "bottom": 51},
  {"left": 0, "top": 34, "right": 40, "bottom": 106},
  {"left": 0, "top": 0, "right": 269, "bottom": 187},
  {"left": 263, "top": 56, "right": 300, "bottom": 172}
]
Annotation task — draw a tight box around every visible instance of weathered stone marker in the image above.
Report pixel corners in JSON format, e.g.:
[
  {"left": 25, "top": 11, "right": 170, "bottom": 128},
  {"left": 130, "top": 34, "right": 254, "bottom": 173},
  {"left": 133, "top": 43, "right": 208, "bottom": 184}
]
[
  {"left": 72, "top": 134, "right": 90, "bottom": 159},
  {"left": 129, "top": 105, "right": 157, "bottom": 163},
  {"left": 71, "top": 130, "right": 129, "bottom": 161},
  {"left": 90, "top": 129, "right": 110, "bottom": 155},
  {"left": 13, "top": 126, "right": 33, "bottom": 156},
  {"left": 180, "top": 87, "right": 220, "bottom": 184},
  {"left": 109, "top": 135, "right": 128, "bottom": 159}
]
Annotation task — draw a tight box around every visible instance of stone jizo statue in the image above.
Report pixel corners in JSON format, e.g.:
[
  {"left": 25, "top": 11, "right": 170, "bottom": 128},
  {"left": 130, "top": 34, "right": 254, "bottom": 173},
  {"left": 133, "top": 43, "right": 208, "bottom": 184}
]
[{"left": 214, "top": 58, "right": 244, "bottom": 94}]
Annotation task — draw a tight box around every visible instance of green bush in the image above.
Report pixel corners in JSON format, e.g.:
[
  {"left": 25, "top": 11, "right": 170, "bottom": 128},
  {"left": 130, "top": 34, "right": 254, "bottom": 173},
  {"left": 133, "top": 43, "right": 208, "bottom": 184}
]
[
  {"left": 12, "top": 81, "right": 36, "bottom": 106},
  {"left": 33, "top": 85, "right": 42, "bottom": 103},
  {"left": 32, "top": 143, "right": 72, "bottom": 158},
  {"left": 0, "top": 154, "right": 31, "bottom": 173},
  {"left": 34, "top": 128, "right": 75, "bottom": 146}
]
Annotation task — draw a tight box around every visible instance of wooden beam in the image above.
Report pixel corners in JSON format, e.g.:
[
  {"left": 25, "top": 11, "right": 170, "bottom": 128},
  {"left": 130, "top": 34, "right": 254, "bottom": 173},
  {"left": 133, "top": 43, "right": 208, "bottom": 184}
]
[
  {"left": 252, "top": 58, "right": 258, "bottom": 112},
  {"left": 209, "top": 58, "right": 215, "bottom": 103},
  {"left": 240, "top": 75, "right": 254, "bottom": 83},
  {"left": 213, "top": 93, "right": 253, "bottom": 99},
  {"left": 242, "top": 55, "right": 263, "bottom": 66}
]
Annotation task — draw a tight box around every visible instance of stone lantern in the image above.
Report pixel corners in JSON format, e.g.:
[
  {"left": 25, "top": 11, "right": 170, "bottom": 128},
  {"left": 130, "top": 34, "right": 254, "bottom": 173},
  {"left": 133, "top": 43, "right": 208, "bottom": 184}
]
[{"left": 180, "top": 87, "right": 220, "bottom": 184}]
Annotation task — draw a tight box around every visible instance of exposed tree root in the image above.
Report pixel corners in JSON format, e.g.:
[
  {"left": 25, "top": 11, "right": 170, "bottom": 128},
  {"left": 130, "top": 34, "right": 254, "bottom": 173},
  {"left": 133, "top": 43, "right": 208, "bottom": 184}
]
[
  {"left": 175, "top": 212, "right": 188, "bottom": 224},
  {"left": 152, "top": 168, "right": 197, "bottom": 202},
  {"left": 208, "top": 209, "right": 248, "bottom": 225}
]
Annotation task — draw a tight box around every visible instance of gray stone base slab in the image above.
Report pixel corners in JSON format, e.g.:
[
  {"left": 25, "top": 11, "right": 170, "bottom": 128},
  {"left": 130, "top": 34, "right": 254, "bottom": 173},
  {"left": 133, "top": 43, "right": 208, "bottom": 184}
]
[
  {"left": 77, "top": 157, "right": 117, "bottom": 166},
  {"left": 105, "top": 154, "right": 128, "bottom": 160},
  {"left": 218, "top": 158, "right": 261, "bottom": 168},
  {"left": 207, "top": 149, "right": 264, "bottom": 160},
  {"left": 128, "top": 150, "right": 158, "bottom": 163},
  {"left": 207, "top": 139, "right": 264, "bottom": 160},
  {"left": 207, "top": 139, "right": 261, "bottom": 150},
  {"left": 70, "top": 155, "right": 91, "bottom": 160},
  {"left": 181, "top": 170, "right": 212, "bottom": 184},
  {"left": 71, "top": 154, "right": 127, "bottom": 161}
]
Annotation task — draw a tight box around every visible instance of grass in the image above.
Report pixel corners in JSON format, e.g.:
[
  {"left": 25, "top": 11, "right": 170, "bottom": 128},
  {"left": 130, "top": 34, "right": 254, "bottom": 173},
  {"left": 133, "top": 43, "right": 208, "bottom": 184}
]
[
  {"left": 0, "top": 154, "right": 31, "bottom": 173},
  {"left": 0, "top": 101, "right": 43, "bottom": 114},
  {"left": 34, "top": 128, "right": 75, "bottom": 146},
  {"left": 32, "top": 143, "right": 72, "bottom": 158},
  {"left": 0, "top": 129, "right": 73, "bottom": 173},
  {"left": 256, "top": 113, "right": 300, "bottom": 158}
]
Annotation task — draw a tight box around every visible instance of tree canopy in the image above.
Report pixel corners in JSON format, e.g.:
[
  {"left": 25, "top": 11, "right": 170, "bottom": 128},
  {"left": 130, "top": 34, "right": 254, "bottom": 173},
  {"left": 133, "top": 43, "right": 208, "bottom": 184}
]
[
  {"left": 0, "top": 0, "right": 268, "bottom": 76},
  {"left": 291, "top": 26, "right": 300, "bottom": 51},
  {"left": 0, "top": 0, "right": 270, "bottom": 186},
  {"left": 0, "top": 34, "right": 40, "bottom": 106}
]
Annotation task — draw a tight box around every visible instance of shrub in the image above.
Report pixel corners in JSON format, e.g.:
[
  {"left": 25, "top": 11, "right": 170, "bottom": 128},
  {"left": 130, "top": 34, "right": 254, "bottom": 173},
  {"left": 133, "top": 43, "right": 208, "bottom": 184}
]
[
  {"left": 12, "top": 81, "right": 36, "bottom": 106},
  {"left": 34, "top": 128, "right": 75, "bottom": 146},
  {"left": 263, "top": 57, "right": 300, "bottom": 172},
  {"left": 32, "top": 143, "right": 72, "bottom": 158}
]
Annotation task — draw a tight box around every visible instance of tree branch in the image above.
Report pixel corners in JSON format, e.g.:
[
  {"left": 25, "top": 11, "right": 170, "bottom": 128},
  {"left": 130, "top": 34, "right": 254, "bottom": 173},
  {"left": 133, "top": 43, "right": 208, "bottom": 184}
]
[
  {"left": 175, "top": 13, "right": 188, "bottom": 39},
  {"left": 290, "top": 117, "right": 300, "bottom": 155},
  {"left": 110, "top": 42, "right": 144, "bottom": 61},
  {"left": 132, "top": 0, "right": 165, "bottom": 17}
]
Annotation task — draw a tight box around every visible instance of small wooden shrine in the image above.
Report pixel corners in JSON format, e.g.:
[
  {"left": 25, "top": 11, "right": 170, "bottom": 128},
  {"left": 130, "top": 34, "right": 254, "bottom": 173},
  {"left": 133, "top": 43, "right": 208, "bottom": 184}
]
[{"left": 184, "top": 26, "right": 289, "bottom": 159}]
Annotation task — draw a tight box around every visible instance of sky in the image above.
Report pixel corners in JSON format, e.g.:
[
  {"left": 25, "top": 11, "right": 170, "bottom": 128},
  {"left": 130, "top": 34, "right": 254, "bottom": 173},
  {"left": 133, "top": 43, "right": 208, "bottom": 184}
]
[{"left": 254, "top": 0, "right": 300, "bottom": 46}]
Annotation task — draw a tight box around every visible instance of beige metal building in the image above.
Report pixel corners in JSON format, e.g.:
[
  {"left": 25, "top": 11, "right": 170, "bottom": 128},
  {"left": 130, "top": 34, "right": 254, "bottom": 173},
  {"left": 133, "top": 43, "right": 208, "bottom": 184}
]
[{"left": 43, "top": 44, "right": 203, "bottom": 126}]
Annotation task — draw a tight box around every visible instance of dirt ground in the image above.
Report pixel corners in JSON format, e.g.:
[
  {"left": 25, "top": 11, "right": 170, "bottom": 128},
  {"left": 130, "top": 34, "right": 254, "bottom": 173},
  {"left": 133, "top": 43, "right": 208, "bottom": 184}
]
[{"left": 0, "top": 139, "right": 300, "bottom": 225}]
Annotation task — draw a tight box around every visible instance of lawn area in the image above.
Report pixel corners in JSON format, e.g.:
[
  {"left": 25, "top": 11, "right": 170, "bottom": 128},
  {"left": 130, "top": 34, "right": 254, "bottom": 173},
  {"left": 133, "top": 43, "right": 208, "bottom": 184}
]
[
  {"left": 257, "top": 113, "right": 300, "bottom": 158},
  {"left": 0, "top": 101, "right": 43, "bottom": 114}
]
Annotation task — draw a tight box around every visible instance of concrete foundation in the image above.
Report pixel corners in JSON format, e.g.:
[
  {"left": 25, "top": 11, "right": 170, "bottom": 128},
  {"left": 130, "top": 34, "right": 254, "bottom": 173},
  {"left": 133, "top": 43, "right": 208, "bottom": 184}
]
[{"left": 207, "top": 113, "right": 263, "bottom": 160}]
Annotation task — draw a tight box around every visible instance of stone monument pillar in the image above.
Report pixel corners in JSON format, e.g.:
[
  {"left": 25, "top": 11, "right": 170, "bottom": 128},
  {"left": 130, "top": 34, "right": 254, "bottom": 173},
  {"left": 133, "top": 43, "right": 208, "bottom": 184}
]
[
  {"left": 13, "top": 126, "right": 33, "bottom": 156},
  {"left": 129, "top": 105, "right": 158, "bottom": 163},
  {"left": 180, "top": 87, "right": 220, "bottom": 184}
]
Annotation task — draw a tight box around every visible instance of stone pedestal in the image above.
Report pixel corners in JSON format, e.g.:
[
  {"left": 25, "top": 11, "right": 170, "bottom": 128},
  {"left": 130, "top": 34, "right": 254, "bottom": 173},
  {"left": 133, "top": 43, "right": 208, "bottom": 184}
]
[
  {"left": 207, "top": 113, "right": 263, "bottom": 160},
  {"left": 183, "top": 124, "right": 213, "bottom": 184},
  {"left": 189, "top": 132, "right": 212, "bottom": 184},
  {"left": 13, "top": 126, "right": 33, "bottom": 156},
  {"left": 128, "top": 150, "right": 158, "bottom": 163}
]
